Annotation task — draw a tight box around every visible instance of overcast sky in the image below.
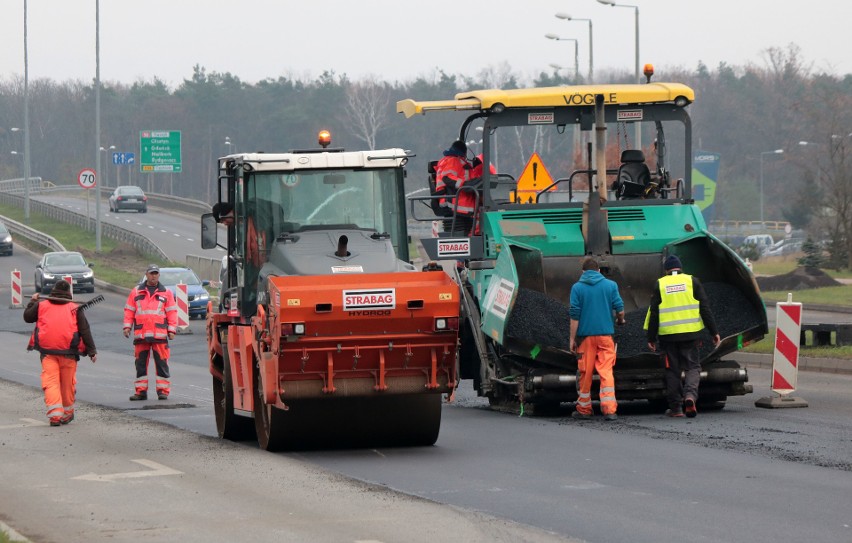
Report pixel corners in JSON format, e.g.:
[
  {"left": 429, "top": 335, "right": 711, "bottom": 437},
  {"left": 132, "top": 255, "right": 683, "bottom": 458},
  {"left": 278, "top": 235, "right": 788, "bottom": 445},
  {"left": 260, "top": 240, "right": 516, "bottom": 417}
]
[{"left": 1, "top": 1, "right": 849, "bottom": 88}]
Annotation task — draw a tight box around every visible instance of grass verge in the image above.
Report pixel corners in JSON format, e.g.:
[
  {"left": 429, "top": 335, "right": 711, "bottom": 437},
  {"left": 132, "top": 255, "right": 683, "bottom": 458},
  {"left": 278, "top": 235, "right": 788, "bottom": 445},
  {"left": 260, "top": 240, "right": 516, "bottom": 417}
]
[
  {"left": 753, "top": 256, "right": 852, "bottom": 279},
  {"left": 761, "top": 286, "right": 852, "bottom": 307},
  {"left": 0, "top": 202, "right": 177, "bottom": 290},
  {"left": 741, "top": 327, "right": 852, "bottom": 359}
]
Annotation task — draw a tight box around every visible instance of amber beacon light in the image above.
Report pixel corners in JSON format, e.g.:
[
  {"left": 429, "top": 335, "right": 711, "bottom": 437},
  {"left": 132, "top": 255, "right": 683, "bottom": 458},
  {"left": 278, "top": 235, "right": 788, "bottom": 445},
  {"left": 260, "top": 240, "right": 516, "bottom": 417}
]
[{"left": 318, "top": 130, "right": 332, "bottom": 148}]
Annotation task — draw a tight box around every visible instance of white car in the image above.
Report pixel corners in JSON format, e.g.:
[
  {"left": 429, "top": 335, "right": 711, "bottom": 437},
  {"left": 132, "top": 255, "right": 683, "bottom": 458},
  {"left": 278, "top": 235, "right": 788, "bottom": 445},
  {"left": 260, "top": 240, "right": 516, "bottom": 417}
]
[
  {"left": 766, "top": 238, "right": 804, "bottom": 257},
  {"left": 742, "top": 234, "right": 774, "bottom": 255}
]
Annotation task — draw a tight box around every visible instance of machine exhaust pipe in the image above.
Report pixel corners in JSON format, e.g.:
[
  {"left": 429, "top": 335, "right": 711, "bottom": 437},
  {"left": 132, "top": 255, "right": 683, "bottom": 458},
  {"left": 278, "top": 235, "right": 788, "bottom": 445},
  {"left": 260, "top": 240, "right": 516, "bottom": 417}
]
[
  {"left": 335, "top": 235, "right": 349, "bottom": 257},
  {"left": 583, "top": 94, "right": 609, "bottom": 255},
  {"left": 532, "top": 374, "right": 577, "bottom": 389}
]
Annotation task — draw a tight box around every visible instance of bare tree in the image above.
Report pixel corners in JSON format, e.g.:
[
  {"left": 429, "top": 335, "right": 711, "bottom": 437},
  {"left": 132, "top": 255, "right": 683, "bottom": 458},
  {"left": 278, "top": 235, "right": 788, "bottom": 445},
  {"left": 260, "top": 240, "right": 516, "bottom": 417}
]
[{"left": 342, "top": 78, "right": 390, "bottom": 150}]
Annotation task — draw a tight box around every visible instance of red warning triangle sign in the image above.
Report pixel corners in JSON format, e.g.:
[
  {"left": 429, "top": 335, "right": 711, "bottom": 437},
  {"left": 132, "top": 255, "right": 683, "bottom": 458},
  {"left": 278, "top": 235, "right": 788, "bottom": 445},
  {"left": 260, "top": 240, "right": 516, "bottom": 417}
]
[{"left": 515, "top": 152, "right": 554, "bottom": 204}]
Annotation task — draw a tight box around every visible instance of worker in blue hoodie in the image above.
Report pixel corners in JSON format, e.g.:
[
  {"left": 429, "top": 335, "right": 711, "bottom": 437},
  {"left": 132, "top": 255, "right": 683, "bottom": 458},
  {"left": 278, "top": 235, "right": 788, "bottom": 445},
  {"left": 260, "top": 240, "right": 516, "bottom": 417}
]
[{"left": 569, "top": 257, "right": 626, "bottom": 421}]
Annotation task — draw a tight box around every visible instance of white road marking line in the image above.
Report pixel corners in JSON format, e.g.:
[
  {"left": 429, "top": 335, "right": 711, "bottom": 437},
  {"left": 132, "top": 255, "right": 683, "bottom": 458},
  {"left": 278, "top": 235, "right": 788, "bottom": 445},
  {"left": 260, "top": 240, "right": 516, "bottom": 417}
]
[
  {"left": 0, "top": 418, "right": 48, "bottom": 430},
  {"left": 72, "top": 458, "right": 183, "bottom": 482}
]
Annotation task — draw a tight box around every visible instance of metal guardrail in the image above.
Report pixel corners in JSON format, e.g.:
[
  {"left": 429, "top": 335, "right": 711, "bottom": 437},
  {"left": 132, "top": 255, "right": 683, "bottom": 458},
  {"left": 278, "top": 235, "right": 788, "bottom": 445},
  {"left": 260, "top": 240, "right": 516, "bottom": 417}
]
[
  {"left": 0, "top": 215, "right": 65, "bottom": 251},
  {"left": 186, "top": 254, "right": 223, "bottom": 287},
  {"left": 0, "top": 177, "right": 44, "bottom": 194},
  {"left": 0, "top": 186, "right": 169, "bottom": 261},
  {"left": 0, "top": 179, "right": 221, "bottom": 280},
  {"left": 709, "top": 220, "right": 791, "bottom": 232}
]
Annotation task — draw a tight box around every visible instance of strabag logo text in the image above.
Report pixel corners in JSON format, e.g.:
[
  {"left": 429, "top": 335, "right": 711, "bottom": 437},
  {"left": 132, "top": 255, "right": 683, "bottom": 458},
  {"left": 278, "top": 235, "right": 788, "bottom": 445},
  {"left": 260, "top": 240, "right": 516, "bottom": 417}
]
[
  {"left": 343, "top": 288, "right": 396, "bottom": 310},
  {"left": 437, "top": 238, "right": 470, "bottom": 258}
]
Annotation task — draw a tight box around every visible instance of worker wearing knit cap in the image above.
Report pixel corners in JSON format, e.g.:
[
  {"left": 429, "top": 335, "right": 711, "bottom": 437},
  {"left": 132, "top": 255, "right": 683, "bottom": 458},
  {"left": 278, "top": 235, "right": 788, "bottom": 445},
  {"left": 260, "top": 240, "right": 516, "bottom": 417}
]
[
  {"left": 645, "top": 254, "right": 720, "bottom": 418},
  {"left": 24, "top": 280, "right": 98, "bottom": 426}
]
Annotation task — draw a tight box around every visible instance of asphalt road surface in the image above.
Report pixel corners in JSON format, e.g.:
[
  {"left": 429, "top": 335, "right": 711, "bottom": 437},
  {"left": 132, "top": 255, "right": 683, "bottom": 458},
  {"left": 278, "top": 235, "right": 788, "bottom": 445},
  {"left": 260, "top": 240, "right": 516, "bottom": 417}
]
[
  {"left": 1, "top": 307, "right": 850, "bottom": 543},
  {"left": 1, "top": 206, "right": 851, "bottom": 542}
]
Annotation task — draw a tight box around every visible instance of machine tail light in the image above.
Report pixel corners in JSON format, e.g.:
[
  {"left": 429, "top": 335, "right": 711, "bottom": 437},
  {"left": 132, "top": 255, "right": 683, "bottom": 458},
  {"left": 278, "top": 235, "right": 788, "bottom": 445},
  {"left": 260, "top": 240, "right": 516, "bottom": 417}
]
[
  {"left": 281, "top": 322, "right": 306, "bottom": 337},
  {"left": 434, "top": 317, "right": 459, "bottom": 332}
]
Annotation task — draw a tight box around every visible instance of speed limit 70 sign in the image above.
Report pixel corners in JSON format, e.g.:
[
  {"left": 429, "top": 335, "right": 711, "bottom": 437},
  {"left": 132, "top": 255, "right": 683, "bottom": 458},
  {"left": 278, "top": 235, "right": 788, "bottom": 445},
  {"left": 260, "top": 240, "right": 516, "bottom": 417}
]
[{"left": 78, "top": 168, "right": 97, "bottom": 189}]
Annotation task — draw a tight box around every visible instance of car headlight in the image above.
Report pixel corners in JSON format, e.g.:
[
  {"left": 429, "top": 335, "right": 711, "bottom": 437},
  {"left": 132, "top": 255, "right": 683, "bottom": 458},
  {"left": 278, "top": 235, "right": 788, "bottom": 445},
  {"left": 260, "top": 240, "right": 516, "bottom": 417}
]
[
  {"left": 43, "top": 272, "right": 55, "bottom": 279},
  {"left": 82, "top": 271, "right": 93, "bottom": 278},
  {"left": 2, "top": 235, "right": 10, "bottom": 242},
  {"left": 197, "top": 292, "right": 209, "bottom": 300}
]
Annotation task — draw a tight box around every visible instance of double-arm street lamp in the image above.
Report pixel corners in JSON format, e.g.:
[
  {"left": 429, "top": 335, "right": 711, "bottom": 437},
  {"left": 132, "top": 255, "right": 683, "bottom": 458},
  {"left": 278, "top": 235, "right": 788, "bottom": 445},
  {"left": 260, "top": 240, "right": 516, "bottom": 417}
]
[
  {"left": 10, "top": 151, "right": 24, "bottom": 177},
  {"left": 8, "top": 127, "right": 22, "bottom": 177},
  {"left": 598, "top": 0, "right": 641, "bottom": 147},
  {"left": 555, "top": 13, "right": 593, "bottom": 82},
  {"left": 597, "top": 0, "right": 639, "bottom": 84},
  {"left": 99, "top": 145, "right": 115, "bottom": 188},
  {"left": 760, "top": 149, "right": 784, "bottom": 224},
  {"left": 544, "top": 34, "right": 579, "bottom": 80}
]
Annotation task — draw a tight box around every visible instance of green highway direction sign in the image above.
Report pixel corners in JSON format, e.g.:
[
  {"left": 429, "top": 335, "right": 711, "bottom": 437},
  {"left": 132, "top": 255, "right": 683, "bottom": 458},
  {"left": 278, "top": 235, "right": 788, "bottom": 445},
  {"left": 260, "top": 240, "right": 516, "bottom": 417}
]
[{"left": 140, "top": 130, "right": 182, "bottom": 172}]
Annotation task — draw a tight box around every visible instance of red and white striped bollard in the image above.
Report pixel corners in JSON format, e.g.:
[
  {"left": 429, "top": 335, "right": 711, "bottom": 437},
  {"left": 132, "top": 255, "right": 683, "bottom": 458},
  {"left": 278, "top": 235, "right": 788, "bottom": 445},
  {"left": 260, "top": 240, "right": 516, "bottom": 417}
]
[
  {"left": 9, "top": 269, "right": 23, "bottom": 308},
  {"left": 755, "top": 293, "right": 808, "bottom": 408}
]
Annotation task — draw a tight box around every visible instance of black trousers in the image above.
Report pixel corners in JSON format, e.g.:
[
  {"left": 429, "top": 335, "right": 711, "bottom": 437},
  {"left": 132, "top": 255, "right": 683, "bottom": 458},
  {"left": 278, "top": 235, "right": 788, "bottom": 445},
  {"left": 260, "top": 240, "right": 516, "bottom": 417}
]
[{"left": 661, "top": 339, "right": 700, "bottom": 410}]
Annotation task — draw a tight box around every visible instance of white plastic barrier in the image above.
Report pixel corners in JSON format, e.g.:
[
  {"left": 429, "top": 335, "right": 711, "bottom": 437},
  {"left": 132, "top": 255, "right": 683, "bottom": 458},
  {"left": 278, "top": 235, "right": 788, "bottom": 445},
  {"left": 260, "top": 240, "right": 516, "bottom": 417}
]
[
  {"left": 175, "top": 283, "right": 190, "bottom": 333},
  {"left": 9, "top": 269, "right": 22, "bottom": 308},
  {"left": 755, "top": 293, "right": 808, "bottom": 408}
]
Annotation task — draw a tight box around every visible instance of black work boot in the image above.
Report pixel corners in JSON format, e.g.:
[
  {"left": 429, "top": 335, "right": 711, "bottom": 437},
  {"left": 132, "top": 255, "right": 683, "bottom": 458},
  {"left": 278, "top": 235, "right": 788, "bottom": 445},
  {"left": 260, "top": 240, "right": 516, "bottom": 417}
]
[{"left": 129, "top": 392, "right": 147, "bottom": 401}]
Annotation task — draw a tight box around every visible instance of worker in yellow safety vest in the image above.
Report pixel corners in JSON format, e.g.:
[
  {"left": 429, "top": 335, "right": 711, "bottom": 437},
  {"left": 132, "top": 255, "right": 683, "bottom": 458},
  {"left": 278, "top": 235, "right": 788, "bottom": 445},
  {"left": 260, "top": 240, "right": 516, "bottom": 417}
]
[{"left": 645, "top": 255, "right": 720, "bottom": 418}]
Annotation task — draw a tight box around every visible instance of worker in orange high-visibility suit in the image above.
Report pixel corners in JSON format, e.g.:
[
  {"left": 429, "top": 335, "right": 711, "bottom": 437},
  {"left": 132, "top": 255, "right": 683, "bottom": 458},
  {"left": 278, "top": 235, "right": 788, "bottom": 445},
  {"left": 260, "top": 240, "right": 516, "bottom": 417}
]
[
  {"left": 24, "top": 279, "right": 97, "bottom": 426},
  {"left": 124, "top": 264, "right": 178, "bottom": 401},
  {"left": 434, "top": 140, "right": 470, "bottom": 215},
  {"left": 467, "top": 154, "right": 497, "bottom": 235},
  {"left": 569, "top": 257, "right": 626, "bottom": 421}
]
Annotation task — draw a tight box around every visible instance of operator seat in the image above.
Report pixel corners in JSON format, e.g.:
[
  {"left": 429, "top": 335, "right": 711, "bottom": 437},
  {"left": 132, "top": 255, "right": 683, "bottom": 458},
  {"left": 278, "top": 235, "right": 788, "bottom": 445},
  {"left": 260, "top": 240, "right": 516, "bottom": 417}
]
[{"left": 613, "top": 149, "right": 651, "bottom": 199}]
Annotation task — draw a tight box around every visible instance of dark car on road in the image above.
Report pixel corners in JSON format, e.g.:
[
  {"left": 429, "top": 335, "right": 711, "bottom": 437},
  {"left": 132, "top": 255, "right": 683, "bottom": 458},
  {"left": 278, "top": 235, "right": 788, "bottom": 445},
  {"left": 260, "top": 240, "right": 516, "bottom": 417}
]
[
  {"left": 109, "top": 185, "right": 148, "bottom": 213},
  {"left": 35, "top": 251, "right": 95, "bottom": 293},
  {"left": 0, "top": 222, "right": 12, "bottom": 255},
  {"left": 141, "top": 267, "right": 210, "bottom": 319}
]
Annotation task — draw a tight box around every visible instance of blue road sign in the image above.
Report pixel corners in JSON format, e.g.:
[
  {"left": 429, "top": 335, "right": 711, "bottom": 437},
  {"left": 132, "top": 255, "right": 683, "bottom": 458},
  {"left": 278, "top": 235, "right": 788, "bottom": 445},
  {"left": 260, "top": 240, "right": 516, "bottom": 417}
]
[{"left": 111, "top": 152, "right": 137, "bottom": 165}]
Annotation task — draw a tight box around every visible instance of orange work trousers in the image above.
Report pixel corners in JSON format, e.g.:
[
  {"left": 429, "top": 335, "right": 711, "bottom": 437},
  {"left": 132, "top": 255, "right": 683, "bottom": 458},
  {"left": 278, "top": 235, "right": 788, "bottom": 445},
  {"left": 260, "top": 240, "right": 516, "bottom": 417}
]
[
  {"left": 41, "top": 354, "right": 78, "bottom": 422},
  {"left": 575, "top": 335, "right": 617, "bottom": 416},
  {"left": 134, "top": 342, "right": 171, "bottom": 396}
]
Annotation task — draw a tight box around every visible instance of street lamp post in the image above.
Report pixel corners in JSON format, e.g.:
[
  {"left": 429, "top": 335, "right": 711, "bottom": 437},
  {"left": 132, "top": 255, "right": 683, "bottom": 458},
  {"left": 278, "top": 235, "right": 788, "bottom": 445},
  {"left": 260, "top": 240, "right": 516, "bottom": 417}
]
[
  {"left": 544, "top": 34, "right": 579, "bottom": 80},
  {"left": 597, "top": 0, "right": 641, "bottom": 147},
  {"left": 555, "top": 13, "right": 593, "bottom": 82},
  {"left": 22, "top": 0, "right": 31, "bottom": 222},
  {"left": 10, "top": 151, "right": 23, "bottom": 177},
  {"left": 94, "top": 0, "right": 102, "bottom": 251},
  {"left": 597, "top": 0, "right": 639, "bottom": 84},
  {"left": 9, "top": 127, "right": 22, "bottom": 177},
  {"left": 760, "top": 149, "right": 784, "bottom": 224},
  {"left": 99, "top": 145, "right": 115, "bottom": 188}
]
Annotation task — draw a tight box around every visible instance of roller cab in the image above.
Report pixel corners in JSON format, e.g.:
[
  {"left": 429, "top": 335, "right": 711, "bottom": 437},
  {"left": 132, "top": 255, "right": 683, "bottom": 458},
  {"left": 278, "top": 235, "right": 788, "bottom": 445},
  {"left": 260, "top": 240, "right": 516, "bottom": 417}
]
[{"left": 202, "top": 133, "right": 460, "bottom": 450}]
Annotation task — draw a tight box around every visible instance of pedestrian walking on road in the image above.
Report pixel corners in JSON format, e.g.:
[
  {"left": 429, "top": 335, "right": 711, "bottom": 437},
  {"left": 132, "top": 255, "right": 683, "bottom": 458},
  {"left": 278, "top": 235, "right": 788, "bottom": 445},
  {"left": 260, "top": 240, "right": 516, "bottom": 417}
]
[
  {"left": 569, "top": 257, "right": 626, "bottom": 421},
  {"left": 645, "top": 255, "right": 721, "bottom": 418},
  {"left": 24, "top": 279, "right": 97, "bottom": 426},
  {"left": 124, "top": 264, "right": 178, "bottom": 401}
]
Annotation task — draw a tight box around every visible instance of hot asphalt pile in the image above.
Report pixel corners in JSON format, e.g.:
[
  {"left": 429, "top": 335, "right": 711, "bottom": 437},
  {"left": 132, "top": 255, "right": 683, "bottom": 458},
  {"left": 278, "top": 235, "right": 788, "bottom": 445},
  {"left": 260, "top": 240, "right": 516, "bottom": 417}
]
[
  {"left": 507, "top": 288, "right": 572, "bottom": 351},
  {"left": 508, "top": 282, "right": 764, "bottom": 359}
]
